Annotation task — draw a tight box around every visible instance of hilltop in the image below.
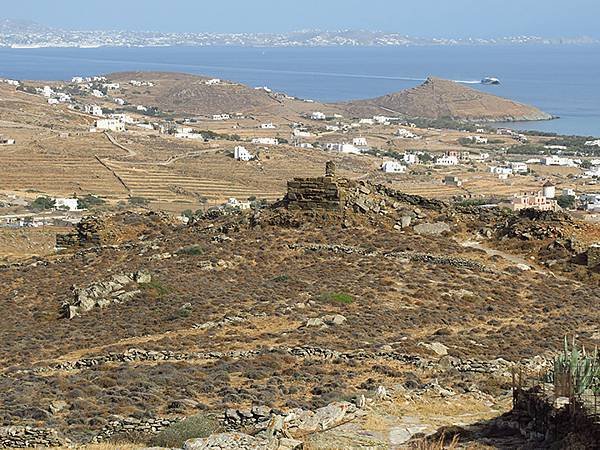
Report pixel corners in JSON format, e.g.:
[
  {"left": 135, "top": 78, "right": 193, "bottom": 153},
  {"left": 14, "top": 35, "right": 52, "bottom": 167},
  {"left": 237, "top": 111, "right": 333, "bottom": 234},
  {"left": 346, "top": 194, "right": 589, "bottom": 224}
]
[{"left": 339, "top": 76, "right": 553, "bottom": 122}]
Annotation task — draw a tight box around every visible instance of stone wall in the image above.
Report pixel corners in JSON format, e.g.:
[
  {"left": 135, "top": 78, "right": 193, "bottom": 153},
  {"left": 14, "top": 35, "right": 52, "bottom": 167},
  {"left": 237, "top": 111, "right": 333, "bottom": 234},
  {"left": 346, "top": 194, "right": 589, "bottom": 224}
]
[
  {"left": 587, "top": 244, "right": 600, "bottom": 268},
  {"left": 286, "top": 176, "right": 344, "bottom": 211},
  {"left": 0, "top": 426, "right": 64, "bottom": 448}
]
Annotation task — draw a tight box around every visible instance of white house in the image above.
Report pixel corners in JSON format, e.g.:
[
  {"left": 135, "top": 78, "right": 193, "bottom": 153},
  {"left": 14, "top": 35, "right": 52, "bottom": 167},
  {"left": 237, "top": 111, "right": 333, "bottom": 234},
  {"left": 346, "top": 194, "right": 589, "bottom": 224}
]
[
  {"left": 226, "top": 198, "right": 252, "bottom": 210},
  {"left": 403, "top": 153, "right": 420, "bottom": 165},
  {"left": 543, "top": 155, "right": 576, "bottom": 167},
  {"left": 205, "top": 78, "right": 221, "bottom": 85},
  {"left": 325, "top": 125, "right": 340, "bottom": 132},
  {"left": 212, "top": 114, "right": 230, "bottom": 121},
  {"left": 71, "top": 76, "right": 85, "bottom": 84},
  {"left": 102, "top": 83, "right": 120, "bottom": 90},
  {"left": 47, "top": 98, "right": 59, "bottom": 105},
  {"left": 54, "top": 198, "right": 80, "bottom": 211},
  {"left": 381, "top": 161, "right": 407, "bottom": 173},
  {"left": 542, "top": 181, "right": 556, "bottom": 199},
  {"left": 325, "top": 143, "right": 362, "bottom": 155},
  {"left": 0, "top": 137, "right": 16, "bottom": 145},
  {"left": 466, "top": 135, "right": 488, "bottom": 144},
  {"left": 260, "top": 123, "right": 276, "bottom": 129},
  {"left": 584, "top": 139, "right": 600, "bottom": 147},
  {"left": 137, "top": 105, "right": 148, "bottom": 112},
  {"left": 93, "top": 119, "right": 125, "bottom": 132},
  {"left": 293, "top": 129, "right": 312, "bottom": 138},
  {"left": 359, "top": 118, "right": 375, "bottom": 125},
  {"left": 174, "top": 127, "right": 203, "bottom": 140},
  {"left": 251, "top": 137, "right": 279, "bottom": 146},
  {"left": 94, "top": 119, "right": 125, "bottom": 131},
  {"left": 435, "top": 155, "right": 459, "bottom": 166},
  {"left": 114, "top": 98, "right": 126, "bottom": 106},
  {"left": 234, "top": 146, "right": 254, "bottom": 161},
  {"left": 42, "top": 86, "right": 53, "bottom": 98},
  {"left": 92, "top": 89, "right": 105, "bottom": 98},
  {"left": 84, "top": 104, "right": 103, "bottom": 117},
  {"left": 509, "top": 162, "right": 529, "bottom": 174},
  {"left": 397, "top": 128, "right": 419, "bottom": 139},
  {"left": 490, "top": 166, "right": 514, "bottom": 176},
  {"left": 352, "top": 137, "right": 368, "bottom": 147},
  {"left": 311, "top": 112, "right": 326, "bottom": 121}
]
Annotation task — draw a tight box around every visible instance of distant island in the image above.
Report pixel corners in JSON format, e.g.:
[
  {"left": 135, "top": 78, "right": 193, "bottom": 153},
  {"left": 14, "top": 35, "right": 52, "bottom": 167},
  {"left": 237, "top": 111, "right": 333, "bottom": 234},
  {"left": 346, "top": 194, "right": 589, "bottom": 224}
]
[{"left": 1, "top": 19, "right": 599, "bottom": 49}]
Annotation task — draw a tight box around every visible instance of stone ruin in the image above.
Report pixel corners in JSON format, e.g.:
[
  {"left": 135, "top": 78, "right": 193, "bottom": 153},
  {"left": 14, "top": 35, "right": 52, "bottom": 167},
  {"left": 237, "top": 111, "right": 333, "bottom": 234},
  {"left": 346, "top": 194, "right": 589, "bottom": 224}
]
[
  {"left": 587, "top": 244, "right": 600, "bottom": 269},
  {"left": 285, "top": 161, "right": 346, "bottom": 210}
]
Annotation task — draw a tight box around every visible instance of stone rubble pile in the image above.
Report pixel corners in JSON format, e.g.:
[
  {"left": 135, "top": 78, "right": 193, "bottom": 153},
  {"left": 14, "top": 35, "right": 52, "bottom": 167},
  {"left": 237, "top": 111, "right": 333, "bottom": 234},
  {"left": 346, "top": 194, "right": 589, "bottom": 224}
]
[
  {"left": 0, "top": 426, "right": 65, "bottom": 448},
  {"left": 61, "top": 270, "right": 152, "bottom": 318}
]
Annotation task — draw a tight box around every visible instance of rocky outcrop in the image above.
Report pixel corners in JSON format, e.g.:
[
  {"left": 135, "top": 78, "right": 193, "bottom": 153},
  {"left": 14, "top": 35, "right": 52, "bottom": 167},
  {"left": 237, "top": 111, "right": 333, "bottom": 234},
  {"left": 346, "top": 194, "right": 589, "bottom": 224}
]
[{"left": 61, "top": 270, "right": 152, "bottom": 319}]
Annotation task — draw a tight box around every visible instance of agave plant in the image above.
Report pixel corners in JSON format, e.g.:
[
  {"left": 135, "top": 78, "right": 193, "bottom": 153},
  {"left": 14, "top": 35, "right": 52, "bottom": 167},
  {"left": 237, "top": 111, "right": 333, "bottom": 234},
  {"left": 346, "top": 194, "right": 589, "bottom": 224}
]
[{"left": 550, "top": 337, "right": 599, "bottom": 396}]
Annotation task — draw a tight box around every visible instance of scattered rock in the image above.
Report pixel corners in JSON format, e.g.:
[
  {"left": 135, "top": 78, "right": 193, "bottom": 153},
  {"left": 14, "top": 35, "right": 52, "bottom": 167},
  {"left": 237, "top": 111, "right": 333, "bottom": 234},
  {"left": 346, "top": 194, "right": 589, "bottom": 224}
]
[{"left": 414, "top": 222, "right": 451, "bottom": 236}]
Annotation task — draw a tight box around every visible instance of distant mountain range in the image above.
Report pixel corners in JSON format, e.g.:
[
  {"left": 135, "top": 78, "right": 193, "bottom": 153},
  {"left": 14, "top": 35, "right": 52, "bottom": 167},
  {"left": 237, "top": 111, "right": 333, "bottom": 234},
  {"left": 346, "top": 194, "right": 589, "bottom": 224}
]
[{"left": 1, "top": 18, "right": 599, "bottom": 49}]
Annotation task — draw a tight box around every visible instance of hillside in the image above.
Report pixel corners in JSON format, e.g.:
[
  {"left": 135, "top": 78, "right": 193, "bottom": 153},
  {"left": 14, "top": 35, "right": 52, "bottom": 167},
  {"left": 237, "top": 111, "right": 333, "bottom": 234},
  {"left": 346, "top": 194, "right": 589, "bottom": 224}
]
[
  {"left": 0, "top": 169, "right": 598, "bottom": 448},
  {"left": 339, "top": 76, "right": 553, "bottom": 122},
  {"left": 107, "top": 72, "right": 340, "bottom": 117}
]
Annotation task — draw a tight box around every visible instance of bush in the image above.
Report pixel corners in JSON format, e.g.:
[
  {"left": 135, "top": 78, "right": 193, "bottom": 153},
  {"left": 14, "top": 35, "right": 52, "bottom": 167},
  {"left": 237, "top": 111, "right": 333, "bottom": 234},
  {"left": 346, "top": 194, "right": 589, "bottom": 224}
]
[
  {"left": 128, "top": 196, "right": 150, "bottom": 206},
  {"left": 140, "top": 280, "right": 169, "bottom": 298},
  {"left": 148, "top": 414, "right": 221, "bottom": 448},
  {"left": 77, "top": 194, "right": 106, "bottom": 210},
  {"left": 319, "top": 292, "right": 354, "bottom": 305},
  {"left": 176, "top": 245, "right": 204, "bottom": 256},
  {"left": 29, "top": 196, "right": 55, "bottom": 211},
  {"left": 272, "top": 275, "right": 290, "bottom": 283}
]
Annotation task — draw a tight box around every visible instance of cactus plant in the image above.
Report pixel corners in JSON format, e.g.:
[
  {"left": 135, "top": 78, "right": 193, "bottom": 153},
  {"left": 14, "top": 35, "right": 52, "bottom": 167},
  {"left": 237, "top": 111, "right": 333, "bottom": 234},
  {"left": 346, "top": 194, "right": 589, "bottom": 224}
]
[{"left": 550, "top": 337, "right": 599, "bottom": 396}]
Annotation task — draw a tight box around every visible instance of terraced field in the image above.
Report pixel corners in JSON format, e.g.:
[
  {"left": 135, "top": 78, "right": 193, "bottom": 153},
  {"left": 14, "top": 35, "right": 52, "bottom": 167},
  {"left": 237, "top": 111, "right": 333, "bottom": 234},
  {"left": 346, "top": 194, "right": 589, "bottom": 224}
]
[{"left": 0, "top": 154, "right": 128, "bottom": 199}]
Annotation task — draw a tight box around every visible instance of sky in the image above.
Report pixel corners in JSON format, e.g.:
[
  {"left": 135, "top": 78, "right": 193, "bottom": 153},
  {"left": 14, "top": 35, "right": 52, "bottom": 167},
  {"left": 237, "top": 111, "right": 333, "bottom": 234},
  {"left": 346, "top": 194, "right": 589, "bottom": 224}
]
[{"left": 4, "top": 0, "right": 600, "bottom": 38}]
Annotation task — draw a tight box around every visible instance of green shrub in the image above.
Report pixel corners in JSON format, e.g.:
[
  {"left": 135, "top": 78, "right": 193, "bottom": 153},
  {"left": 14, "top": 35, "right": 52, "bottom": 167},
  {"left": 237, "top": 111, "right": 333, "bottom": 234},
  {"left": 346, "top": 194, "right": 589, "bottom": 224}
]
[
  {"left": 148, "top": 414, "right": 221, "bottom": 448},
  {"left": 140, "top": 280, "right": 169, "bottom": 298},
  {"left": 77, "top": 194, "right": 106, "bottom": 210},
  {"left": 176, "top": 245, "right": 204, "bottom": 256},
  {"left": 128, "top": 196, "right": 150, "bottom": 206},
  {"left": 29, "top": 196, "right": 55, "bottom": 211},
  {"left": 272, "top": 275, "right": 290, "bottom": 283},
  {"left": 319, "top": 292, "right": 354, "bottom": 305}
]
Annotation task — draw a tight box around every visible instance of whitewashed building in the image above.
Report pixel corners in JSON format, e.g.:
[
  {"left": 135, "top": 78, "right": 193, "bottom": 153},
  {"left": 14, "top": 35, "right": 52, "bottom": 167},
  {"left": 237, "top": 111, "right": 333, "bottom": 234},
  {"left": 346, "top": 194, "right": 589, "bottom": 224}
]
[
  {"left": 251, "top": 137, "right": 279, "bottom": 146},
  {"left": 381, "top": 161, "right": 407, "bottom": 173},
  {"left": 352, "top": 137, "right": 368, "bottom": 147},
  {"left": 435, "top": 155, "right": 459, "bottom": 166},
  {"left": 93, "top": 119, "right": 125, "bottom": 132},
  {"left": 234, "top": 146, "right": 254, "bottom": 161},
  {"left": 54, "top": 198, "right": 80, "bottom": 211},
  {"left": 84, "top": 105, "right": 104, "bottom": 117},
  {"left": 311, "top": 112, "right": 326, "bottom": 121}
]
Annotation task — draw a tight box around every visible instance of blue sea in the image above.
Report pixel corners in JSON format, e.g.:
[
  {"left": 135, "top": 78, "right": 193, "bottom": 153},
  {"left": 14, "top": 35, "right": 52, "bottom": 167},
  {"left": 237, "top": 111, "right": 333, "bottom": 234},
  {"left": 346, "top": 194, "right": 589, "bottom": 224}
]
[{"left": 1, "top": 45, "right": 600, "bottom": 136}]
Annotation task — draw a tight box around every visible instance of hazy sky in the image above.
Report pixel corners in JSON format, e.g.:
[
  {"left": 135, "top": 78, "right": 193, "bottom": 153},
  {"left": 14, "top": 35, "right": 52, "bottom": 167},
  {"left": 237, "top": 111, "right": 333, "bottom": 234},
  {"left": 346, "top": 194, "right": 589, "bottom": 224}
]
[{"left": 4, "top": 0, "right": 599, "bottom": 37}]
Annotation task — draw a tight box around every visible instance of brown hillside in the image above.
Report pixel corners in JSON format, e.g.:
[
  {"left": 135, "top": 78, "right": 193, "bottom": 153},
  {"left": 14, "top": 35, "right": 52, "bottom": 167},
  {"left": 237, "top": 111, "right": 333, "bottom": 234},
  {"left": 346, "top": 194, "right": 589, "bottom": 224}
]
[
  {"left": 107, "top": 72, "right": 340, "bottom": 117},
  {"left": 339, "top": 76, "right": 553, "bottom": 122}
]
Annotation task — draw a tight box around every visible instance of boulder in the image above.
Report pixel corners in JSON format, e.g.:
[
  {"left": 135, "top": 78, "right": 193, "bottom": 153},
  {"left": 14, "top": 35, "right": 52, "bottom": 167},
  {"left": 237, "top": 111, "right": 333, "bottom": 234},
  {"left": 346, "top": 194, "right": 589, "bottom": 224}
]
[
  {"left": 418, "top": 342, "right": 449, "bottom": 356},
  {"left": 322, "top": 314, "right": 347, "bottom": 326},
  {"left": 295, "top": 402, "right": 353, "bottom": 433},
  {"left": 414, "top": 222, "right": 451, "bottom": 236}
]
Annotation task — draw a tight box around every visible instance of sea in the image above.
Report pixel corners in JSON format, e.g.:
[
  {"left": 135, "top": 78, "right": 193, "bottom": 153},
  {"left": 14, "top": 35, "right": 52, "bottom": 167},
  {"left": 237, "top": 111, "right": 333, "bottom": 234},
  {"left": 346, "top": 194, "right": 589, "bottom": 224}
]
[{"left": 1, "top": 45, "right": 600, "bottom": 136}]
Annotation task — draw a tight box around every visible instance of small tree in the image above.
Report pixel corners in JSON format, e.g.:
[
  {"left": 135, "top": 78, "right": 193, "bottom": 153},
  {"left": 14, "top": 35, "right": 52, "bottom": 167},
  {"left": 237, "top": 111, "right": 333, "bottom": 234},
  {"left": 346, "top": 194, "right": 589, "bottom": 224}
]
[{"left": 29, "top": 196, "right": 55, "bottom": 211}]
